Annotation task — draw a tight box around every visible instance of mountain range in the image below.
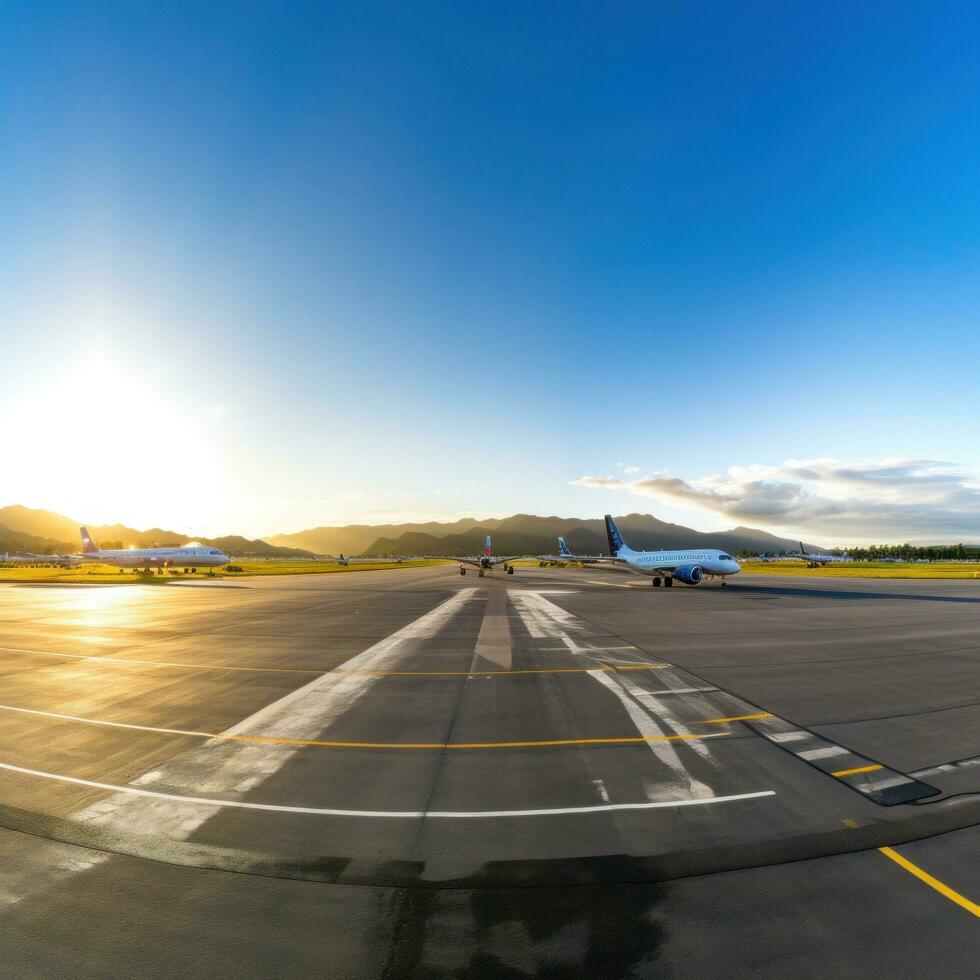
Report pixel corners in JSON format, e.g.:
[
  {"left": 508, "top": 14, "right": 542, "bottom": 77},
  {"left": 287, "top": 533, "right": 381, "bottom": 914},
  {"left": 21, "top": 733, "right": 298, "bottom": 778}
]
[
  {"left": 0, "top": 505, "right": 313, "bottom": 558},
  {"left": 269, "top": 513, "right": 821, "bottom": 556},
  {"left": 0, "top": 504, "right": 820, "bottom": 559}
]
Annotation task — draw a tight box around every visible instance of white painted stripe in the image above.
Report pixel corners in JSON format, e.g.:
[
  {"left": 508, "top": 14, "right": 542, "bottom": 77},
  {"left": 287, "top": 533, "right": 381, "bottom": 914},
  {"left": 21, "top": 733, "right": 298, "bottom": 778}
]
[
  {"left": 635, "top": 687, "right": 719, "bottom": 697},
  {"left": 797, "top": 745, "right": 850, "bottom": 761},
  {"left": 69, "top": 589, "right": 480, "bottom": 837},
  {"left": 767, "top": 731, "right": 811, "bottom": 744},
  {"left": 863, "top": 775, "right": 912, "bottom": 792},
  {"left": 511, "top": 591, "right": 718, "bottom": 800},
  {"left": 0, "top": 702, "right": 213, "bottom": 738},
  {"left": 0, "top": 761, "right": 775, "bottom": 818}
]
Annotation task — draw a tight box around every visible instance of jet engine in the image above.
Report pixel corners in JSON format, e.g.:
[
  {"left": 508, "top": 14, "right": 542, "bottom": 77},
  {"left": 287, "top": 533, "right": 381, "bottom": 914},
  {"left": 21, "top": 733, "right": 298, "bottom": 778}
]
[{"left": 671, "top": 564, "right": 703, "bottom": 585}]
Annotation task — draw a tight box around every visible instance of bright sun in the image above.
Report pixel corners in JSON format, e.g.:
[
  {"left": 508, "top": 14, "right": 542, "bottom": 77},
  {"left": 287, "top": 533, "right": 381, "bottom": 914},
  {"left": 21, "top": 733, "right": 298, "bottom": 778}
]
[{"left": 1, "top": 355, "right": 226, "bottom": 532}]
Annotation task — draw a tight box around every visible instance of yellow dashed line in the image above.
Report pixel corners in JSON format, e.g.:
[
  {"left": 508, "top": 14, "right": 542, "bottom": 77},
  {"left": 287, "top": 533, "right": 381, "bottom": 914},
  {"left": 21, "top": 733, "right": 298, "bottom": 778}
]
[
  {"left": 831, "top": 764, "right": 884, "bottom": 778},
  {"left": 879, "top": 846, "right": 980, "bottom": 918}
]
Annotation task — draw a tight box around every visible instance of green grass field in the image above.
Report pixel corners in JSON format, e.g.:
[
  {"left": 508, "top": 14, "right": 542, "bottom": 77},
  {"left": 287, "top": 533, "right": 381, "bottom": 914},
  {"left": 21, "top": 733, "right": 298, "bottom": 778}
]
[
  {"left": 738, "top": 560, "right": 980, "bottom": 579},
  {"left": 0, "top": 559, "right": 443, "bottom": 584}
]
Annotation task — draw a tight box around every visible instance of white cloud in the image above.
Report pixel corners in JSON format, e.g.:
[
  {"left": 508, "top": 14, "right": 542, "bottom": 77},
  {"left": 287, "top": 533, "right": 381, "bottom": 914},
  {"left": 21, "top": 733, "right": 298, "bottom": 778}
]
[{"left": 572, "top": 458, "right": 980, "bottom": 542}]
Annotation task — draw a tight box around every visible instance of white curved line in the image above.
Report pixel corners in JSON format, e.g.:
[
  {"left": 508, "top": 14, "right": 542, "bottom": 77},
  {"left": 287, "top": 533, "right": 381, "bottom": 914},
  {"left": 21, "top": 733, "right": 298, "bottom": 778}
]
[{"left": 0, "top": 760, "right": 775, "bottom": 818}]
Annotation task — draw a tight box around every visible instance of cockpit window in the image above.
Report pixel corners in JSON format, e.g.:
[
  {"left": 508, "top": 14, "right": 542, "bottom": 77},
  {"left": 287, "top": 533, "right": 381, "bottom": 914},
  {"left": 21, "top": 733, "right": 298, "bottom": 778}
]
[
  {"left": 718, "top": 554, "right": 733, "bottom": 561},
  {"left": 209, "top": 550, "right": 219, "bottom": 555}
]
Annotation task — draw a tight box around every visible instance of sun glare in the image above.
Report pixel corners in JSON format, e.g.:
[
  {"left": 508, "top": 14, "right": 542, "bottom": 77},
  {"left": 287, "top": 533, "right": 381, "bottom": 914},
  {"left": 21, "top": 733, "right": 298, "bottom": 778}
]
[{"left": 1, "top": 355, "right": 227, "bottom": 533}]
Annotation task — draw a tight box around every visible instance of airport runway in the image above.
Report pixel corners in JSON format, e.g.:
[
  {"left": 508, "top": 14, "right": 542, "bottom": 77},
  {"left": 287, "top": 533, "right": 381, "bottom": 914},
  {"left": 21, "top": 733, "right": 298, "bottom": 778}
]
[{"left": 0, "top": 565, "right": 977, "bottom": 976}]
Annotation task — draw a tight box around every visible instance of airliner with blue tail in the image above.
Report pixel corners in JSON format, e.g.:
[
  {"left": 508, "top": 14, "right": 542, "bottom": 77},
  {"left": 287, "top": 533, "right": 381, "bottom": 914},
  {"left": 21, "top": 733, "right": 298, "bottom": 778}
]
[{"left": 554, "top": 515, "right": 741, "bottom": 587}]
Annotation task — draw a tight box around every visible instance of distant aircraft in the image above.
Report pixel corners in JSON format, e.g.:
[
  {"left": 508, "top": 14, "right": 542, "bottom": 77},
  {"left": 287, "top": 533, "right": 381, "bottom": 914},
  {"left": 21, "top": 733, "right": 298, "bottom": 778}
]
[
  {"left": 552, "top": 515, "right": 741, "bottom": 587},
  {"left": 787, "top": 542, "right": 852, "bottom": 568},
  {"left": 436, "top": 535, "right": 520, "bottom": 577},
  {"left": 327, "top": 553, "right": 403, "bottom": 566},
  {"left": 76, "top": 527, "right": 230, "bottom": 573},
  {"left": 553, "top": 536, "right": 605, "bottom": 564}
]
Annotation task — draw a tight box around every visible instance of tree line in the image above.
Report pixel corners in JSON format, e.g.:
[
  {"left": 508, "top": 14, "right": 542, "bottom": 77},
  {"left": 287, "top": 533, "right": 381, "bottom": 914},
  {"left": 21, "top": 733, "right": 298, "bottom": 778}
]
[{"left": 739, "top": 543, "right": 980, "bottom": 561}]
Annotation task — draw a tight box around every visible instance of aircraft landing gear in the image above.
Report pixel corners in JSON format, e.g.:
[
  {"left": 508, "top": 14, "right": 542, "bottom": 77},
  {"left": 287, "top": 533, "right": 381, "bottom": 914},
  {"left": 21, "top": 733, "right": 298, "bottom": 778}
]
[
  {"left": 478, "top": 569, "right": 485, "bottom": 577},
  {"left": 664, "top": 577, "right": 673, "bottom": 587},
  {"left": 651, "top": 577, "right": 662, "bottom": 587},
  {"left": 507, "top": 565, "right": 514, "bottom": 575},
  {"left": 720, "top": 578, "right": 727, "bottom": 587},
  {"left": 460, "top": 567, "right": 466, "bottom": 576}
]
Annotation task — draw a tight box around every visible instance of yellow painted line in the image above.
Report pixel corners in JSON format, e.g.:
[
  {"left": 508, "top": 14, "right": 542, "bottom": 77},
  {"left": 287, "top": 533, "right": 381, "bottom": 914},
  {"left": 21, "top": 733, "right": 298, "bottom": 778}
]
[
  {"left": 831, "top": 764, "right": 884, "bottom": 778},
  {"left": 221, "top": 732, "right": 725, "bottom": 749},
  {"left": 702, "top": 712, "right": 774, "bottom": 725},
  {"left": 0, "top": 701, "right": 729, "bottom": 749},
  {"left": 879, "top": 846, "right": 980, "bottom": 918},
  {"left": 612, "top": 663, "right": 672, "bottom": 670}
]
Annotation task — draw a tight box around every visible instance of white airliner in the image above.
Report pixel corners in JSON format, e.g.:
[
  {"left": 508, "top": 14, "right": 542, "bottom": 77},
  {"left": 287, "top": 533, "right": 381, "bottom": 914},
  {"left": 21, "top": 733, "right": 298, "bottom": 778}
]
[
  {"left": 787, "top": 541, "right": 852, "bottom": 567},
  {"left": 554, "top": 515, "right": 741, "bottom": 587},
  {"left": 328, "top": 553, "right": 403, "bottom": 566},
  {"left": 434, "top": 535, "right": 520, "bottom": 577},
  {"left": 77, "top": 527, "right": 230, "bottom": 572}
]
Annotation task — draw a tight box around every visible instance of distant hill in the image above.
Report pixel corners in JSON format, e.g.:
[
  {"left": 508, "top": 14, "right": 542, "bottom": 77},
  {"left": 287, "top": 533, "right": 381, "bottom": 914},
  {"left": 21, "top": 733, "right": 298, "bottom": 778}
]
[
  {"left": 0, "top": 505, "right": 312, "bottom": 558},
  {"left": 267, "top": 518, "right": 487, "bottom": 555},
  {"left": 362, "top": 513, "right": 820, "bottom": 557}
]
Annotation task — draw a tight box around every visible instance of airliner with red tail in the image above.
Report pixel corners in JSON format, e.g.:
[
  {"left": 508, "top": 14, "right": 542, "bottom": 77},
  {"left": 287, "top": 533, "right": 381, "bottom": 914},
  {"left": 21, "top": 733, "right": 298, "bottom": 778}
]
[
  {"left": 76, "top": 527, "right": 230, "bottom": 572},
  {"left": 432, "top": 535, "right": 521, "bottom": 577}
]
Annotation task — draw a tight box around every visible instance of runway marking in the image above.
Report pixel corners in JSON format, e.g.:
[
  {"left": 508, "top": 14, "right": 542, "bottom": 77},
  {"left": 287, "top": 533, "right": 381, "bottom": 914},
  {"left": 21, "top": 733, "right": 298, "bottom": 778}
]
[
  {"left": 61, "top": 589, "right": 481, "bottom": 841},
  {"left": 879, "top": 846, "right": 980, "bottom": 918},
  {"left": 798, "top": 746, "right": 850, "bottom": 761},
  {"left": 0, "top": 701, "right": 734, "bottom": 748},
  {"left": 831, "top": 764, "right": 884, "bottom": 778},
  {"left": 0, "top": 644, "right": 668, "bottom": 678},
  {"left": 512, "top": 590, "right": 721, "bottom": 798},
  {"left": 0, "top": 760, "right": 776, "bottom": 818},
  {"left": 0, "top": 702, "right": 213, "bottom": 739},
  {"left": 473, "top": 587, "right": 511, "bottom": 669}
]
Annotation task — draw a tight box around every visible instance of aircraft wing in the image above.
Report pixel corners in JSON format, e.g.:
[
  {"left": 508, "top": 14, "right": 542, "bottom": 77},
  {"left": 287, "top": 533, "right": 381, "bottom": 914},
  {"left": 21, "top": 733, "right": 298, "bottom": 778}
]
[
  {"left": 487, "top": 556, "right": 522, "bottom": 565},
  {"left": 537, "top": 553, "right": 627, "bottom": 566}
]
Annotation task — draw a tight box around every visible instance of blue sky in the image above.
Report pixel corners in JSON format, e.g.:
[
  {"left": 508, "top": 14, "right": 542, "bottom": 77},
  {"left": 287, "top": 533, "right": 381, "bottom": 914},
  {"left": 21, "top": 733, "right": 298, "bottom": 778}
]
[{"left": 2, "top": 2, "right": 979, "bottom": 543}]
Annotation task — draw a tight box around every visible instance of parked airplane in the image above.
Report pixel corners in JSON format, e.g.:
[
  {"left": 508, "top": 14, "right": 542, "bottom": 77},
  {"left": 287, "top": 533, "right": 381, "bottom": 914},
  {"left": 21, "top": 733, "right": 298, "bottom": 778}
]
[
  {"left": 436, "top": 535, "right": 520, "bottom": 577},
  {"left": 328, "top": 553, "right": 404, "bottom": 566},
  {"left": 77, "top": 527, "right": 230, "bottom": 573},
  {"left": 788, "top": 542, "right": 852, "bottom": 567},
  {"left": 555, "top": 537, "right": 604, "bottom": 564},
  {"left": 553, "top": 515, "right": 741, "bottom": 587}
]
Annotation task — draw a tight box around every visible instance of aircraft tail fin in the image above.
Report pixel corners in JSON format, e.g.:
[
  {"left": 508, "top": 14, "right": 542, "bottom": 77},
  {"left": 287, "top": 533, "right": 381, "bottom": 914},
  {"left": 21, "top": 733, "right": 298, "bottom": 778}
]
[
  {"left": 604, "top": 515, "right": 631, "bottom": 556},
  {"left": 484, "top": 535, "right": 492, "bottom": 557},
  {"left": 799, "top": 541, "right": 808, "bottom": 556},
  {"left": 558, "top": 536, "right": 573, "bottom": 559},
  {"left": 80, "top": 527, "right": 99, "bottom": 554}
]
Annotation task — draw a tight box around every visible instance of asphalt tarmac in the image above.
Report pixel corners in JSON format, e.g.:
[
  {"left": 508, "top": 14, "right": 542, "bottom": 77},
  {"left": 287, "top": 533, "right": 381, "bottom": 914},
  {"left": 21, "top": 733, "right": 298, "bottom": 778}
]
[{"left": 0, "top": 565, "right": 977, "bottom": 976}]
